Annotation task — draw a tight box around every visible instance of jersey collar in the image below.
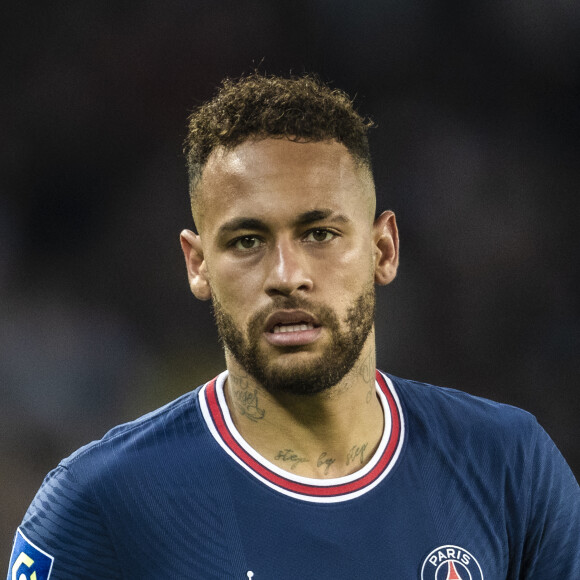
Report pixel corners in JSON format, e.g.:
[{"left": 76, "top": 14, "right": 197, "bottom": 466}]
[{"left": 199, "top": 370, "right": 405, "bottom": 503}]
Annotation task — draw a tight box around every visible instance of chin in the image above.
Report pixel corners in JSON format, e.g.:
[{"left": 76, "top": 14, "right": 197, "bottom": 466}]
[{"left": 250, "top": 351, "right": 355, "bottom": 397}]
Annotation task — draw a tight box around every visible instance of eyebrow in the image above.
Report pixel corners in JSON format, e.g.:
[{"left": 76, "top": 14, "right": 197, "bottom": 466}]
[
  {"left": 217, "top": 209, "right": 350, "bottom": 237},
  {"left": 295, "top": 209, "right": 349, "bottom": 226},
  {"left": 218, "top": 217, "right": 267, "bottom": 235}
]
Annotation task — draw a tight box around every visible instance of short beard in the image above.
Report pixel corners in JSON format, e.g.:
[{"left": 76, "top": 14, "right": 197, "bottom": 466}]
[{"left": 212, "top": 285, "right": 375, "bottom": 396}]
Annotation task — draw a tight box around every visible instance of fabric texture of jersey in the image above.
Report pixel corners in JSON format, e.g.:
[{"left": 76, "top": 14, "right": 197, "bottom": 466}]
[{"left": 8, "top": 371, "right": 580, "bottom": 579}]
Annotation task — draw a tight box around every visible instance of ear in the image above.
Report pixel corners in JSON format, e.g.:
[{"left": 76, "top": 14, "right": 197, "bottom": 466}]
[
  {"left": 180, "top": 229, "right": 211, "bottom": 300},
  {"left": 372, "top": 211, "right": 399, "bottom": 286}
]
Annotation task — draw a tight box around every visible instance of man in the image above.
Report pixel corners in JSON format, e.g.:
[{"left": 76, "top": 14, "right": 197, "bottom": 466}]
[{"left": 8, "top": 73, "right": 580, "bottom": 579}]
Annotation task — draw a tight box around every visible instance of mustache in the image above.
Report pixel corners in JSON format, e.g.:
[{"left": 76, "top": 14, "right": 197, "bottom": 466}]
[{"left": 248, "top": 295, "right": 340, "bottom": 331}]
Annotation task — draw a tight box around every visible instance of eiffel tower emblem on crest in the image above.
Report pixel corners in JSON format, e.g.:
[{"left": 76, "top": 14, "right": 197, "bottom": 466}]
[{"left": 445, "top": 560, "right": 463, "bottom": 580}]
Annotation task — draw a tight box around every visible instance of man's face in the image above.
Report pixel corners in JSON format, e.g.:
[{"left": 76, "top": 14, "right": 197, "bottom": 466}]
[{"left": 187, "top": 138, "right": 390, "bottom": 396}]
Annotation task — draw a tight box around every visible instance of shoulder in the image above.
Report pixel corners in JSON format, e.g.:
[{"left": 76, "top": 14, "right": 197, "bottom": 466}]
[
  {"left": 383, "top": 372, "right": 541, "bottom": 451},
  {"left": 387, "top": 372, "right": 536, "bottom": 424},
  {"left": 15, "top": 384, "right": 211, "bottom": 575},
  {"left": 60, "top": 384, "right": 207, "bottom": 484},
  {"left": 382, "top": 372, "right": 580, "bottom": 574},
  {"left": 14, "top": 381, "right": 221, "bottom": 577}
]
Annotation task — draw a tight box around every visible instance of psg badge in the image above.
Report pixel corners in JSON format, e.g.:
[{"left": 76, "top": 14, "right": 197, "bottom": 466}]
[{"left": 421, "top": 545, "right": 484, "bottom": 580}]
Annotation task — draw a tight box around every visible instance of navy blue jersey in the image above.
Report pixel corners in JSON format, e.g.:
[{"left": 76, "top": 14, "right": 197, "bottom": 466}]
[{"left": 8, "top": 371, "right": 580, "bottom": 579}]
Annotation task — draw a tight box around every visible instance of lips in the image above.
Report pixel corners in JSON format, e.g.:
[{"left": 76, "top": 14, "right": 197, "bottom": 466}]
[
  {"left": 265, "top": 310, "right": 319, "bottom": 333},
  {"left": 264, "top": 310, "right": 322, "bottom": 346}
]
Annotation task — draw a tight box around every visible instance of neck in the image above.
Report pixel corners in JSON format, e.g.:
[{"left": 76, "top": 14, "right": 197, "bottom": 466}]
[{"left": 223, "top": 340, "right": 383, "bottom": 479}]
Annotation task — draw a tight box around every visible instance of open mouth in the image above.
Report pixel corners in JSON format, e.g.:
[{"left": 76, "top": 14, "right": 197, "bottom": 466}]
[
  {"left": 266, "top": 310, "right": 319, "bottom": 333},
  {"left": 264, "top": 310, "right": 322, "bottom": 346}
]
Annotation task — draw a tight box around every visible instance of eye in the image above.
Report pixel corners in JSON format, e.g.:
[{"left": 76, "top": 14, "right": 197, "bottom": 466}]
[
  {"left": 304, "top": 229, "right": 337, "bottom": 243},
  {"left": 232, "top": 236, "right": 263, "bottom": 250}
]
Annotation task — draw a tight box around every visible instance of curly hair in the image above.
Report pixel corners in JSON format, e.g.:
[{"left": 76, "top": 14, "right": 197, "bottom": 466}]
[{"left": 184, "top": 73, "right": 375, "bottom": 200}]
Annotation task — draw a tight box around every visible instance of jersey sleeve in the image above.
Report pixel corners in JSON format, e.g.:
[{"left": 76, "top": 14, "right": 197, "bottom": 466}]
[
  {"left": 8, "top": 463, "right": 122, "bottom": 580},
  {"left": 521, "top": 422, "right": 580, "bottom": 578}
]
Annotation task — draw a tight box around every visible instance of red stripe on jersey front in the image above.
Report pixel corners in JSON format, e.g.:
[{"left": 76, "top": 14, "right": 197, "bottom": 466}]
[{"left": 204, "top": 371, "right": 401, "bottom": 497}]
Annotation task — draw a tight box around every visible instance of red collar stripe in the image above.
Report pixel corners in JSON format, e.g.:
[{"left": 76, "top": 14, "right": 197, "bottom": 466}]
[{"left": 203, "top": 370, "right": 402, "bottom": 498}]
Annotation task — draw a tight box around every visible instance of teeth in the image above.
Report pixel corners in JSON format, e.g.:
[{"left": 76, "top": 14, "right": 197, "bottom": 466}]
[{"left": 272, "top": 323, "right": 314, "bottom": 334}]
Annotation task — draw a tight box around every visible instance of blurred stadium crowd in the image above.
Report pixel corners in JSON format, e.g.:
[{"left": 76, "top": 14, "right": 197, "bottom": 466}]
[{"left": 1, "top": 0, "right": 579, "bottom": 559}]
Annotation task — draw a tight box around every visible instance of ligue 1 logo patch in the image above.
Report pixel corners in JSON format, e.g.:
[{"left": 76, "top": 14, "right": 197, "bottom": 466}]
[
  {"left": 421, "top": 545, "right": 483, "bottom": 580},
  {"left": 8, "top": 529, "right": 54, "bottom": 580}
]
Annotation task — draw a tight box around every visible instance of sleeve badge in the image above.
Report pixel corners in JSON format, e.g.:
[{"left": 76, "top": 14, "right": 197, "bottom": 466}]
[{"left": 8, "top": 529, "right": 54, "bottom": 580}]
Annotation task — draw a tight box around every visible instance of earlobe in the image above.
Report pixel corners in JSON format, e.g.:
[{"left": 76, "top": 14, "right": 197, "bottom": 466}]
[
  {"left": 180, "top": 229, "right": 212, "bottom": 300},
  {"left": 373, "top": 211, "right": 399, "bottom": 286}
]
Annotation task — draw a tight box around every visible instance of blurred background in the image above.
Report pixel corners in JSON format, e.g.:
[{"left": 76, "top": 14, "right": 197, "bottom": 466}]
[{"left": 1, "top": 0, "right": 579, "bottom": 560}]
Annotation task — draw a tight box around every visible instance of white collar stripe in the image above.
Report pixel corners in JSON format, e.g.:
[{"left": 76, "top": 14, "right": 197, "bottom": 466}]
[{"left": 199, "top": 370, "right": 405, "bottom": 503}]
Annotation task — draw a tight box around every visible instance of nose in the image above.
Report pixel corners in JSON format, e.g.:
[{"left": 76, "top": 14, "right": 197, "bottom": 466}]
[{"left": 263, "top": 238, "right": 313, "bottom": 297}]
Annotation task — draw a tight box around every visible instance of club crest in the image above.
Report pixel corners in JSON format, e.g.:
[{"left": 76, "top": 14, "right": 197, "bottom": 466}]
[{"left": 421, "top": 545, "right": 483, "bottom": 580}]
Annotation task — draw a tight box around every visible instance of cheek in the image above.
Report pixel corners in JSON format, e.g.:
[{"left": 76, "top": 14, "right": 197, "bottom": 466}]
[
  {"left": 207, "top": 262, "right": 262, "bottom": 315},
  {"left": 322, "top": 243, "right": 375, "bottom": 283},
  {"left": 317, "top": 252, "right": 375, "bottom": 311}
]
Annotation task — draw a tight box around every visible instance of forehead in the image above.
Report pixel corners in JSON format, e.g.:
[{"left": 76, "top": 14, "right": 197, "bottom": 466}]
[{"left": 195, "top": 138, "right": 374, "bottom": 232}]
